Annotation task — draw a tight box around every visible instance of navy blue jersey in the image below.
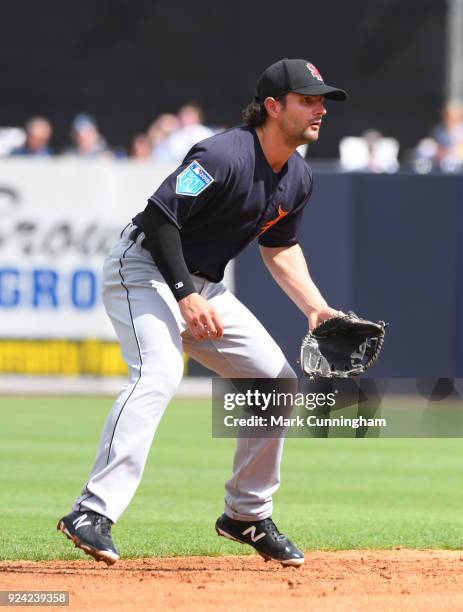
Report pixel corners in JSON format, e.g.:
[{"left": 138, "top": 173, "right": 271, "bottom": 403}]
[{"left": 133, "top": 126, "right": 313, "bottom": 282}]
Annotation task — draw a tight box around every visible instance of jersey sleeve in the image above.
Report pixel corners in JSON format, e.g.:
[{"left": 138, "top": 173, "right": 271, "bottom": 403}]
[
  {"left": 148, "top": 140, "right": 231, "bottom": 229},
  {"left": 258, "top": 165, "right": 313, "bottom": 248}
]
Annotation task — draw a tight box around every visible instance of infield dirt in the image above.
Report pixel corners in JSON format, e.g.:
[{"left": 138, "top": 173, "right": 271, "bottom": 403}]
[{"left": 1, "top": 550, "right": 463, "bottom": 611}]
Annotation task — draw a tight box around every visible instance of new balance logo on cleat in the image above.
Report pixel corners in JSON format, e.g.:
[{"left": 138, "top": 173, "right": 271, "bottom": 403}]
[
  {"left": 72, "top": 514, "right": 91, "bottom": 529},
  {"left": 57, "top": 510, "right": 120, "bottom": 566},
  {"left": 241, "top": 525, "right": 266, "bottom": 542},
  {"left": 215, "top": 514, "right": 305, "bottom": 567}
]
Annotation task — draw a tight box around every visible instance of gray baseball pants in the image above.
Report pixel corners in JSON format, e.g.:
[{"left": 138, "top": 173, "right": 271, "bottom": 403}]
[{"left": 73, "top": 224, "right": 296, "bottom": 523}]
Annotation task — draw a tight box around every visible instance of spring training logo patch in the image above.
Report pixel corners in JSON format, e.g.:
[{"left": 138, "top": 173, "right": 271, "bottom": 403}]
[{"left": 175, "top": 161, "right": 214, "bottom": 196}]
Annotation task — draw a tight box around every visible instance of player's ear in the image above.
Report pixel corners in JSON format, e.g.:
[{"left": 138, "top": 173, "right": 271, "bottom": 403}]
[{"left": 263, "top": 97, "right": 280, "bottom": 119}]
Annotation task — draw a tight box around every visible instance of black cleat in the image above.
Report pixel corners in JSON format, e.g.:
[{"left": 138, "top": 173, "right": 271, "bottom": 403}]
[
  {"left": 215, "top": 514, "right": 304, "bottom": 567},
  {"left": 57, "top": 510, "right": 119, "bottom": 566}
]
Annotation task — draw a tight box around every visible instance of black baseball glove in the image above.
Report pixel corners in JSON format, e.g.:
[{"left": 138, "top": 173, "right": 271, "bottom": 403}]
[{"left": 300, "top": 311, "right": 387, "bottom": 379}]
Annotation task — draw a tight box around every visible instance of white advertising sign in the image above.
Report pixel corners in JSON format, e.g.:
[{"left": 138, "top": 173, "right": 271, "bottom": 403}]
[{"left": 0, "top": 159, "right": 176, "bottom": 339}]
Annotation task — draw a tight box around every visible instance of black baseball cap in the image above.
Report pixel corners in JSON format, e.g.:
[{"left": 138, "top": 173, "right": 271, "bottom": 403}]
[{"left": 255, "top": 59, "right": 347, "bottom": 102}]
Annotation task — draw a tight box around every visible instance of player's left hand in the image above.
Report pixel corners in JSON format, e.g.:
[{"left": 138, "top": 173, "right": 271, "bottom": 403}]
[{"left": 308, "top": 305, "right": 344, "bottom": 331}]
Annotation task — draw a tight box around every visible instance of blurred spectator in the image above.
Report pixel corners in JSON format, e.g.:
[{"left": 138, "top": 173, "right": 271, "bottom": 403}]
[
  {"left": 433, "top": 101, "right": 463, "bottom": 164},
  {"left": 65, "top": 113, "right": 111, "bottom": 158},
  {"left": 339, "top": 129, "right": 399, "bottom": 173},
  {"left": 0, "top": 128, "right": 25, "bottom": 156},
  {"left": 129, "top": 134, "right": 152, "bottom": 161},
  {"left": 413, "top": 138, "right": 439, "bottom": 174},
  {"left": 161, "top": 103, "right": 215, "bottom": 162},
  {"left": 10, "top": 116, "right": 53, "bottom": 157},
  {"left": 413, "top": 101, "right": 463, "bottom": 173},
  {"left": 148, "top": 113, "right": 180, "bottom": 162}
]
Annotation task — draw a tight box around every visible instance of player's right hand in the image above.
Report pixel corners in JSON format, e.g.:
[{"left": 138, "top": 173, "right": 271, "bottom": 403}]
[{"left": 178, "top": 293, "right": 224, "bottom": 341}]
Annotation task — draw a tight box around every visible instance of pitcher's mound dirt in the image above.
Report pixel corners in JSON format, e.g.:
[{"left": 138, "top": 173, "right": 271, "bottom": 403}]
[{"left": 2, "top": 550, "right": 463, "bottom": 611}]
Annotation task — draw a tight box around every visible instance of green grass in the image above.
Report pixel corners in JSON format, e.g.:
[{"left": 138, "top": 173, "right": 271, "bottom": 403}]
[{"left": 1, "top": 396, "right": 463, "bottom": 560}]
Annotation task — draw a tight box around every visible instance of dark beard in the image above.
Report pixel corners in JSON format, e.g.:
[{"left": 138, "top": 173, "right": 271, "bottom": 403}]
[{"left": 283, "top": 129, "right": 314, "bottom": 149}]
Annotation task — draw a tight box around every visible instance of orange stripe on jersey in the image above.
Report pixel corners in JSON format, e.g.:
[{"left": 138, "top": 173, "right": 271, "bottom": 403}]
[{"left": 257, "top": 205, "right": 289, "bottom": 236}]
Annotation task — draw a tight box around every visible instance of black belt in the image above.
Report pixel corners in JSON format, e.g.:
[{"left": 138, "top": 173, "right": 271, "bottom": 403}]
[
  {"left": 129, "top": 226, "right": 143, "bottom": 242},
  {"left": 128, "top": 225, "right": 212, "bottom": 280}
]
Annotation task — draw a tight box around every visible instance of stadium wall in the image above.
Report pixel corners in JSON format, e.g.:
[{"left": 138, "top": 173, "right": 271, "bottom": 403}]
[
  {"left": 0, "top": 161, "right": 461, "bottom": 382},
  {"left": 235, "top": 172, "right": 463, "bottom": 377},
  {"left": 0, "top": 0, "right": 446, "bottom": 158}
]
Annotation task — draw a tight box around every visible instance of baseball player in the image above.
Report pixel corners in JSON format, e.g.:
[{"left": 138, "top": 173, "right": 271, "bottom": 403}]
[{"left": 58, "top": 59, "right": 347, "bottom": 567}]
